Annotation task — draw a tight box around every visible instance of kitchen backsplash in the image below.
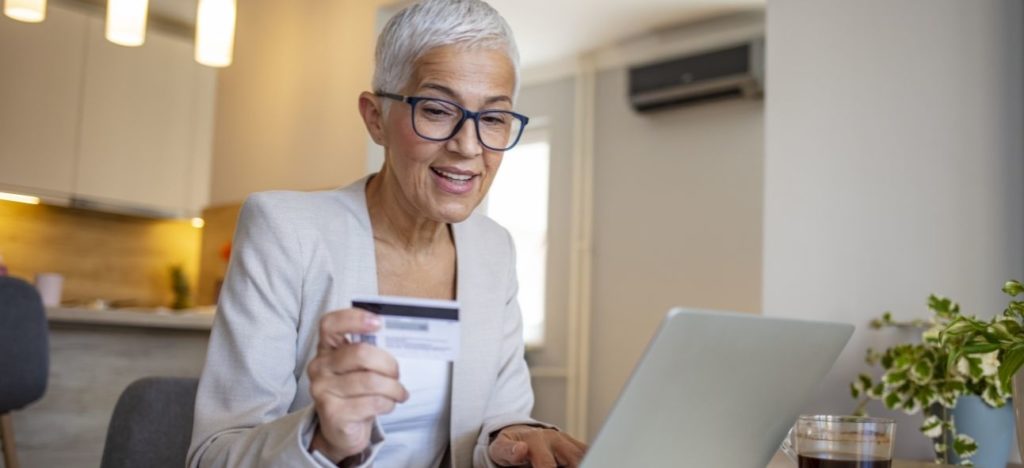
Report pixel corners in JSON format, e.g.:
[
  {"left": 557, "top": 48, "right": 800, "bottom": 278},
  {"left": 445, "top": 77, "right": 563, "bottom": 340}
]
[
  {"left": 197, "top": 202, "right": 242, "bottom": 306},
  {"left": 0, "top": 200, "right": 201, "bottom": 307}
]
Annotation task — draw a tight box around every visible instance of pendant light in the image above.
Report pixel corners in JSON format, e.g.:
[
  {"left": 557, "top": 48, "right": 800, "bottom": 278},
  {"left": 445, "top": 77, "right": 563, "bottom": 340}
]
[
  {"left": 0, "top": 191, "right": 41, "bottom": 205},
  {"left": 195, "top": 0, "right": 236, "bottom": 68},
  {"left": 4, "top": 0, "right": 46, "bottom": 23},
  {"left": 105, "top": 0, "right": 149, "bottom": 47}
]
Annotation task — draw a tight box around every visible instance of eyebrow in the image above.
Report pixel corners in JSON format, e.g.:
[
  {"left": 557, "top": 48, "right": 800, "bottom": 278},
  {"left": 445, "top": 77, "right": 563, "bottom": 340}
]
[{"left": 420, "top": 82, "right": 512, "bottom": 106}]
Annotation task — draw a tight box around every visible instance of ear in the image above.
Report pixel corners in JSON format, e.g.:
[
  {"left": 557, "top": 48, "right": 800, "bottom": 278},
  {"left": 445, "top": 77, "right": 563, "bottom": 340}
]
[{"left": 359, "top": 91, "right": 387, "bottom": 146}]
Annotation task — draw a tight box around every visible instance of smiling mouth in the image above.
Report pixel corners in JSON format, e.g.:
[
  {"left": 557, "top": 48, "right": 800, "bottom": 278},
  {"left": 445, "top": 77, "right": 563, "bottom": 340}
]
[{"left": 431, "top": 167, "right": 477, "bottom": 183}]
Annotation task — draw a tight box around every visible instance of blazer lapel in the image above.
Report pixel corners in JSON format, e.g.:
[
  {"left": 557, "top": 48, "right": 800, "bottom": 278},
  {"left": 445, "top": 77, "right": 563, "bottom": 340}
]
[{"left": 448, "top": 220, "right": 493, "bottom": 468}]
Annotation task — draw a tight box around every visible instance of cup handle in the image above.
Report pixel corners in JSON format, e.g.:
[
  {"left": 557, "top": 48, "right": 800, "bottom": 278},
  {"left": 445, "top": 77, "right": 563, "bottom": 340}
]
[{"left": 780, "top": 425, "right": 798, "bottom": 464}]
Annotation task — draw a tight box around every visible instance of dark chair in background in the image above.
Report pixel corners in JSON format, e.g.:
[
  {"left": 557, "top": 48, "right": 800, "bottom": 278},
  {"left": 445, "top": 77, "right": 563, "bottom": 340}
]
[
  {"left": 0, "top": 276, "right": 50, "bottom": 468},
  {"left": 100, "top": 377, "right": 199, "bottom": 468}
]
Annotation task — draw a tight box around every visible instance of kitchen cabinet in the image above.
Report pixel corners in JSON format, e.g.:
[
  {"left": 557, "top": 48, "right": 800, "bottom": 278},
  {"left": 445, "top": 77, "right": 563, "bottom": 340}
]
[
  {"left": 188, "top": 64, "right": 215, "bottom": 215},
  {"left": 0, "top": 5, "right": 87, "bottom": 196},
  {"left": 0, "top": 6, "right": 214, "bottom": 216},
  {"left": 76, "top": 17, "right": 214, "bottom": 216},
  {"left": 16, "top": 311, "right": 211, "bottom": 466}
]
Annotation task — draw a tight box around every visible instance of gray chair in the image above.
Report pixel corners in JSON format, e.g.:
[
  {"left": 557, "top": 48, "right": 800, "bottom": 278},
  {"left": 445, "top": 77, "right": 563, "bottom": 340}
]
[
  {"left": 0, "top": 276, "right": 50, "bottom": 468},
  {"left": 100, "top": 377, "right": 200, "bottom": 468}
]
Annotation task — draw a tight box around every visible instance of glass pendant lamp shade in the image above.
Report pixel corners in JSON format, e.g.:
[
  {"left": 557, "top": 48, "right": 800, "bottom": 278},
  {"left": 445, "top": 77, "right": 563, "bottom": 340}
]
[
  {"left": 195, "top": 0, "right": 235, "bottom": 67},
  {"left": 105, "top": 0, "right": 149, "bottom": 47},
  {"left": 4, "top": 0, "right": 47, "bottom": 23}
]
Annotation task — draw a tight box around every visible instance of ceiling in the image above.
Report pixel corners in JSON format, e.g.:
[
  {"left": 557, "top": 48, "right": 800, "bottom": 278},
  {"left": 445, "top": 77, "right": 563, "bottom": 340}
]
[
  {"left": 149, "top": 0, "right": 196, "bottom": 26},
  {"left": 488, "top": 0, "right": 763, "bottom": 67},
  {"left": 147, "top": 0, "right": 764, "bottom": 68}
]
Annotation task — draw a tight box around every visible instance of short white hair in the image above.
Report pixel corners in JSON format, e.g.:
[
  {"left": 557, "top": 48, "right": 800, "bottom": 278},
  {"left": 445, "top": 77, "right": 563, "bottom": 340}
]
[{"left": 373, "top": 0, "right": 520, "bottom": 102}]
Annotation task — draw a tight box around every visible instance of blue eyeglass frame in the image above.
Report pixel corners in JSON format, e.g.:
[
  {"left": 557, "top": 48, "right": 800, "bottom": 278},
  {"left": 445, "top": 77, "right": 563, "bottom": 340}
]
[{"left": 375, "top": 92, "right": 530, "bottom": 151}]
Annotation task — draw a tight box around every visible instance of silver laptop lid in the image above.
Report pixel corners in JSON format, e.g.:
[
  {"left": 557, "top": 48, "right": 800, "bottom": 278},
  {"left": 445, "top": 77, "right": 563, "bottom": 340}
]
[{"left": 582, "top": 309, "right": 854, "bottom": 468}]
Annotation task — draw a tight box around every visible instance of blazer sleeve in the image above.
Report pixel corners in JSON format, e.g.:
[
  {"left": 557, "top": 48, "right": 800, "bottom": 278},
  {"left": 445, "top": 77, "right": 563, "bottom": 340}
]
[
  {"left": 186, "top": 194, "right": 382, "bottom": 468},
  {"left": 473, "top": 229, "right": 559, "bottom": 467}
]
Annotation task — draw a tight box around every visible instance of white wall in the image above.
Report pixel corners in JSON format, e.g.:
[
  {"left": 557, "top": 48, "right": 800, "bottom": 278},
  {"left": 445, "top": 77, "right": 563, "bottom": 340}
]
[
  {"left": 208, "top": 0, "right": 387, "bottom": 206},
  {"left": 524, "top": 11, "right": 768, "bottom": 440},
  {"left": 764, "top": 0, "right": 1023, "bottom": 460},
  {"left": 587, "top": 70, "right": 764, "bottom": 438},
  {"left": 514, "top": 77, "right": 577, "bottom": 430}
]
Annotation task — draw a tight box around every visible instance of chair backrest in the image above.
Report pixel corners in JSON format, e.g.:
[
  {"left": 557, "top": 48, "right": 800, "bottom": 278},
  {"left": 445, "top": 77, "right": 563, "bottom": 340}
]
[
  {"left": 100, "top": 377, "right": 199, "bottom": 468},
  {"left": 0, "top": 276, "right": 49, "bottom": 412}
]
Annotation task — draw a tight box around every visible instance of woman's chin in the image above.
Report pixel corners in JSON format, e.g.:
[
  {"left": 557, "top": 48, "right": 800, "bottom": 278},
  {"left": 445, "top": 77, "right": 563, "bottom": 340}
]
[{"left": 431, "top": 201, "right": 478, "bottom": 224}]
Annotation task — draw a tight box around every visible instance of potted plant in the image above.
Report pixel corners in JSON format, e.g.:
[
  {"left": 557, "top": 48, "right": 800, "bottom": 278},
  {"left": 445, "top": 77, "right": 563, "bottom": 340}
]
[
  {"left": 169, "top": 264, "right": 192, "bottom": 310},
  {"left": 939, "top": 280, "right": 1024, "bottom": 463},
  {"left": 850, "top": 287, "right": 1017, "bottom": 466}
]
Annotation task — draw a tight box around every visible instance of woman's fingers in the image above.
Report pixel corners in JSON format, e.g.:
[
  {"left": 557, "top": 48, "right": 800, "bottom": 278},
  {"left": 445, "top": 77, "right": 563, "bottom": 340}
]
[
  {"left": 310, "top": 308, "right": 399, "bottom": 379},
  {"left": 312, "top": 342, "right": 399, "bottom": 378},
  {"left": 317, "top": 308, "right": 381, "bottom": 350},
  {"left": 563, "top": 433, "right": 588, "bottom": 452},
  {"left": 487, "top": 436, "right": 529, "bottom": 466},
  {"left": 308, "top": 308, "right": 403, "bottom": 462},
  {"left": 488, "top": 426, "right": 590, "bottom": 468},
  {"left": 312, "top": 370, "right": 409, "bottom": 403},
  {"left": 320, "top": 394, "right": 399, "bottom": 423},
  {"left": 521, "top": 432, "right": 558, "bottom": 468},
  {"left": 552, "top": 438, "right": 585, "bottom": 467}
]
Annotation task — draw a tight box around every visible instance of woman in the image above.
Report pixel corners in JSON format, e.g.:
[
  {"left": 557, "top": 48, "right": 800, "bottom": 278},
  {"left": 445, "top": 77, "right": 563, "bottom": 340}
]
[{"left": 186, "top": 1, "right": 586, "bottom": 467}]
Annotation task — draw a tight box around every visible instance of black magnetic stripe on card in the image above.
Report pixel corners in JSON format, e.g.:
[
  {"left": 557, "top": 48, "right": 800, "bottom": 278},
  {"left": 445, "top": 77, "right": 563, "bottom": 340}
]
[{"left": 352, "top": 301, "right": 459, "bottom": 321}]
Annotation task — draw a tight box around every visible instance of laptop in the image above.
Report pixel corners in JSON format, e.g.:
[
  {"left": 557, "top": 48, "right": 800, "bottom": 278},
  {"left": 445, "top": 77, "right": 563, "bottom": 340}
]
[{"left": 580, "top": 308, "right": 854, "bottom": 468}]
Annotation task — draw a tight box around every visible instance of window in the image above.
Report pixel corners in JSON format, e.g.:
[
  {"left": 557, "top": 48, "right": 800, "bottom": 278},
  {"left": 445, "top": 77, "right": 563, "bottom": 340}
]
[{"left": 483, "top": 131, "right": 550, "bottom": 347}]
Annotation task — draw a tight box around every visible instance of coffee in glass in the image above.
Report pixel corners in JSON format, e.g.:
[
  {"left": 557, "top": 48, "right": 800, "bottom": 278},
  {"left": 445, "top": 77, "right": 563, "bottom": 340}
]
[{"left": 781, "top": 415, "right": 895, "bottom": 468}]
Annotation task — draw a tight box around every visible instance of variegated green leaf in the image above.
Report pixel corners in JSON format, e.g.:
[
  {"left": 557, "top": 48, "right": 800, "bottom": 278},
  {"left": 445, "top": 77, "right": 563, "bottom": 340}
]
[
  {"left": 988, "top": 321, "right": 1014, "bottom": 342},
  {"left": 920, "top": 415, "right": 943, "bottom": 438},
  {"left": 884, "top": 369, "right": 908, "bottom": 386},
  {"left": 884, "top": 391, "right": 902, "bottom": 409},
  {"left": 1004, "top": 280, "right": 1023, "bottom": 297},
  {"left": 901, "top": 395, "right": 921, "bottom": 415},
  {"left": 952, "top": 434, "right": 978, "bottom": 458},
  {"left": 916, "top": 386, "right": 937, "bottom": 408},
  {"left": 998, "top": 345, "right": 1024, "bottom": 390},
  {"left": 981, "top": 382, "right": 1007, "bottom": 408},
  {"left": 893, "top": 353, "right": 915, "bottom": 371},
  {"left": 929, "top": 295, "right": 958, "bottom": 317},
  {"left": 911, "top": 359, "right": 932, "bottom": 384},
  {"left": 977, "top": 351, "right": 998, "bottom": 377},
  {"left": 962, "top": 343, "right": 1000, "bottom": 355},
  {"left": 957, "top": 356, "right": 984, "bottom": 379}
]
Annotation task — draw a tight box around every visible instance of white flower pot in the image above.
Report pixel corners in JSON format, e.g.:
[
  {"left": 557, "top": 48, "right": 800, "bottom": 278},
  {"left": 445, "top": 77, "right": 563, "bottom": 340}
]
[{"left": 1016, "top": 369, "right": 1024, "bottom": 461}]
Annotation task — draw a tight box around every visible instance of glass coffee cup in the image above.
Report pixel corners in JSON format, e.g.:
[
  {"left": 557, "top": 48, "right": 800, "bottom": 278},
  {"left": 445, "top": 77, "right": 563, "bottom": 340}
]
[{"left": 781, "top": 415, "right": 896, "bottom": 468}]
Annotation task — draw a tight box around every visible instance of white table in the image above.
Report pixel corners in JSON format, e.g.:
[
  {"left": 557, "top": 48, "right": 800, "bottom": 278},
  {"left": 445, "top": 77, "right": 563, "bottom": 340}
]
[{"left": 766, "top": 450, "right": 1022, "bottom": 468}]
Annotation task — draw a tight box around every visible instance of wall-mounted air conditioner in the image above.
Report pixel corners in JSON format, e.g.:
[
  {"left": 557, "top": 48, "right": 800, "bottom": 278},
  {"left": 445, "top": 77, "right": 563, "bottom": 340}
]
[{"left": 629, "top": 39, "right": 764, "bottom": 112}]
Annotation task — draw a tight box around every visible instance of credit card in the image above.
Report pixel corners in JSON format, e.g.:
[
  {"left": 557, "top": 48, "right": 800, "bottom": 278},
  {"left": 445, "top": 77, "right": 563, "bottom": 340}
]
[{"left": 350, "top": 295, "right": 460, "bottom": 361}]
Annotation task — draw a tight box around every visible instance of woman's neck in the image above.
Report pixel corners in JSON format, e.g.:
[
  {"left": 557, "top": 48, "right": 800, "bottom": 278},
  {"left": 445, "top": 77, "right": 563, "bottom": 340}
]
[{"left": 365, "top": 167, "right": 450, "bottom": 254}]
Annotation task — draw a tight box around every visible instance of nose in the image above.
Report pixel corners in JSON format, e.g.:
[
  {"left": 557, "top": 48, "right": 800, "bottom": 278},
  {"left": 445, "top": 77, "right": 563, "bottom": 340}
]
[{"left": 445, "top": 116, "right": 483, "bottom": 159}]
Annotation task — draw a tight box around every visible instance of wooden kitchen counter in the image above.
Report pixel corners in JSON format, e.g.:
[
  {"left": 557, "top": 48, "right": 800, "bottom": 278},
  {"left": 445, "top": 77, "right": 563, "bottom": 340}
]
[
  {"left": 16, "top": 307, "right": 214, "bottom": 467},
  {"left": 46, "top": 305, "right": 215, "bottom": 330}
]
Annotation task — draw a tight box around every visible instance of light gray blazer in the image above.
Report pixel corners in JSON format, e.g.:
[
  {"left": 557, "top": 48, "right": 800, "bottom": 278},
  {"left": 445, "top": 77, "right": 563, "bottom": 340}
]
[{"left": 187, "top": 176, "right": 543, "bottom": 468}]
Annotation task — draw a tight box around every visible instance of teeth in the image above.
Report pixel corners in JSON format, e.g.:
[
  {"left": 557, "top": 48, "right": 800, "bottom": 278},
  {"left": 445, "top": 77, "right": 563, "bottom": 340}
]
[{"left": 433, "top": 168, "right": 473, "bottom": 181}]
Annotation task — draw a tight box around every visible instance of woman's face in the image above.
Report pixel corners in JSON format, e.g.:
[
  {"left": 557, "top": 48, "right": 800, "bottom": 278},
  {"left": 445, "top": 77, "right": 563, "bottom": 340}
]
[{"left": 374, "top": 44, "right": 516, "bottom": 224}]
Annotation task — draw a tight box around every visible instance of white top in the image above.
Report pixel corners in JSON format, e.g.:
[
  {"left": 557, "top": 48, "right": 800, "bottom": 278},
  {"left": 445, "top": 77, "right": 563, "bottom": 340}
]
[{"left": 376, "top": 358, "right": 453, "bottom": 467}]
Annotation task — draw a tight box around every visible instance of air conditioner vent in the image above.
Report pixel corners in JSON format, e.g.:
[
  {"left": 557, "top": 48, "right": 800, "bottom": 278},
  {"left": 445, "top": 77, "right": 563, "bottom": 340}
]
[{"left": 629, "top": 39, "right": 764, "bottom": 112}]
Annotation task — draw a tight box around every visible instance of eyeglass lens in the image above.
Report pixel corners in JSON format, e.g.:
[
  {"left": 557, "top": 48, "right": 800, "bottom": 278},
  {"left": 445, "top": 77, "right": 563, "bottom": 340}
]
[{"left": 413, "top": 98, "right": 523, "bottom": 150}]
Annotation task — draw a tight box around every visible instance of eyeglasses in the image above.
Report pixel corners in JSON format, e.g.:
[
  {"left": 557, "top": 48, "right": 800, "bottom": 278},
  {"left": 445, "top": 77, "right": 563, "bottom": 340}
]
[{"left": 376, "top": 92, "right": 529, "bottom": 152}]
